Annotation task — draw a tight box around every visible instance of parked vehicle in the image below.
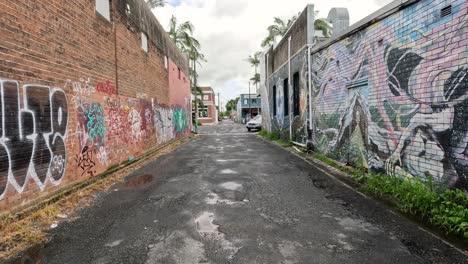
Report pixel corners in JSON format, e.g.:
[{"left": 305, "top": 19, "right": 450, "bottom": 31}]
[{"left": 246, "top": 115, "right": 262, "bottom": 131}]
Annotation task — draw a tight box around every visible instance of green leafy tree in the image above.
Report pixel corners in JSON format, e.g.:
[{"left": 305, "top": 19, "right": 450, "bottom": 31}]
[{"left": 225, "top": 97, "right": 240, "bottom": 113}]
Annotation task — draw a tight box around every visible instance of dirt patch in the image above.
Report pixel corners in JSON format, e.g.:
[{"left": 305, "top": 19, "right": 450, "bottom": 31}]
[{"left": 125, "top": 174, "right": 154, "bottom": 187}]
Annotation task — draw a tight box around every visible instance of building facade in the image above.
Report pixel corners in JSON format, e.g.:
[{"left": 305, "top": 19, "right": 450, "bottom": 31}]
[
  {"left": 260, "top": 0, "right": 468, "bottom": 190},
  {"left": 0, "top": 0, "right": 191, "bottom": 211},
  {"left": 236, "top": 94, "right": 262, "bottom": 123},
  {"left": 196, "top": 87, "right": 218, "bottom": 125}
]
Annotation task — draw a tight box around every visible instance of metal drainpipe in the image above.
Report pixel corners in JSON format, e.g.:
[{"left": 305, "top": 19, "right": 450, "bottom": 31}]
[
  {"left": 308, "top": 45, "right": 312, "bottom": 132},
  {"left": 266, "top": 53, "right": 270, "bottom": 132},
  {"left": 288, "top": 36, "right": 292, "bottom": 141}
]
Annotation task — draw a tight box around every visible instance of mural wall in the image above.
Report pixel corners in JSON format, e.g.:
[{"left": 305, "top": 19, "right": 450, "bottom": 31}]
[
  {"left": 310, "top": 0, "right": 468, "bottom": 189},
  {"left": 266, "top": 49, "right": 310, "bottom": 144},
  {"left": 0, "top": 77, "right": 190, "bottom": 207}
]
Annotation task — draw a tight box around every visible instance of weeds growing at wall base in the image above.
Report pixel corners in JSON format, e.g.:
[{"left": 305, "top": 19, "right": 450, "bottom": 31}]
[
  {"left": 311, "top": 152, "right": 468, "bottom": 240},
  {"left": 258, "top": 130, "right": 292, "bottom": 147}
]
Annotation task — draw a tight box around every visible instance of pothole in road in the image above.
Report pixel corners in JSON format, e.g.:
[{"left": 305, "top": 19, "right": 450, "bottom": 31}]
[
  {"left": 220, "top": 169, "right": 238, "bottom": 174},
  {"left": 219, "top": 182, "right": 242, "bottom": 190},
  {"left": 205, "top": 193, "right": 245, "bottom": 205},
  {"left": 125, "top": 174, "right": 154, "bottom": 187},
  {"left": 195, "top": 212, "right": 220, "bottom": 237},
  {"left": 194, "top": 212, "right": 240, "bottom": 260},
  {"left": 336, "top": 217, "right": 379, "bottom": 233}
]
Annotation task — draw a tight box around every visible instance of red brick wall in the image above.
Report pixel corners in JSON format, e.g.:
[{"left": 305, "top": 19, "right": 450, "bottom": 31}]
[{"left": 0, "top": 0, "right": 191, "bottom": 212}]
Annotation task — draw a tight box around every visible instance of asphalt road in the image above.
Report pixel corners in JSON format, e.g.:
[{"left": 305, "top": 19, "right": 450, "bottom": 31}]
[{"left": 38, "top": 120, "right": 467, "bottom": 263}]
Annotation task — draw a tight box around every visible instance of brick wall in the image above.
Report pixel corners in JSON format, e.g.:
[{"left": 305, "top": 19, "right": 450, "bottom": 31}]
[{"left": 0, "top": 0, "right": 191, "bottom": 211}]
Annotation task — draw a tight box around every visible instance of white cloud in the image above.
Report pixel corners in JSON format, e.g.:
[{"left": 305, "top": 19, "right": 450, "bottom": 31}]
[{"left": 153, "top": 0, "right": 394, "bottom": 106}]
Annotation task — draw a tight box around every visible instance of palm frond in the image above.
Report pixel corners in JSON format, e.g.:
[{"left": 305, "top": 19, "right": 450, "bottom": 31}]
[{"left": 146, "top": 0, "right": 166, "bottom": 8}]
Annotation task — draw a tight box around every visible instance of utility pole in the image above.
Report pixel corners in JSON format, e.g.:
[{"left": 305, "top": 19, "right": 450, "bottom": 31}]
[
  {"left": 218, "top": 92, "right": 220, "bottom": 122},
  {"left": 248, "top": 81, "right": 252, "bottom": 122},
  {"left": 194, "top": 60, "right": 199, "bottom": 133}
]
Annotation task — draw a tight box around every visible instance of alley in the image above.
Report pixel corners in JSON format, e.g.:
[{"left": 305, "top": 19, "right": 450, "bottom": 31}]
[{"left": 39, "top": 121, "right": 466, "bottom": 264}]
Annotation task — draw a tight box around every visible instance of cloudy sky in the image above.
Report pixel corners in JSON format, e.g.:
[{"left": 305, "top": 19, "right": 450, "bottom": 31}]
[{"left": 152, "top": 0, "right": 393, "bottom": 109}]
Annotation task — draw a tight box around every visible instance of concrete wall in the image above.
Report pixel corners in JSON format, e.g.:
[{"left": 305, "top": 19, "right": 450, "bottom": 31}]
[
  {"left": 0, "top": 0, "right": 191, "bottom": 211},
  {"left": 263, "top": 0, "right": 468, "bottom": 189}
]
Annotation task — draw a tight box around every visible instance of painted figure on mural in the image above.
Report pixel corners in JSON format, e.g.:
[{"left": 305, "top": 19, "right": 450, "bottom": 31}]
[
  {"left": 309, "top": 0, "right": 468, "bottom": 189},
  {"left": 384, "top": 45, "right": 468, "bottom": 187}
]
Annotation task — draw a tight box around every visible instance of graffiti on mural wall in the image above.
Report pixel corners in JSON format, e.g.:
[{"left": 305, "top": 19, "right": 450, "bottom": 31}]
[
  {"left": 310, "top": 0, "right": 468, "bottom": 188},
  {"left": 0, "top": 79, "right": 69, "bottom": 199}
]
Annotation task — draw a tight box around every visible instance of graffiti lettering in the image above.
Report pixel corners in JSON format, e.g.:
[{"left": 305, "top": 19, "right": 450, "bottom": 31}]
[
  {"left": 75, "top": 146, "right": 96, "bottom": 177},
  {"left": 0, "top": 79, "right": 69, "bottom": 199},
  {"left": 96, "top": 80, "right": 116, "bottom": 96}
]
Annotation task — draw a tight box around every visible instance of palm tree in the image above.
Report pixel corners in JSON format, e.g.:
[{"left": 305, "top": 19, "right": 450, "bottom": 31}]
[
  {"left": 314, "top": 18, "right": 332, "bottom": 37},
  {"left": 168, "top": 16, "right": 201, "bottom": 53},
  {"left": 146, "top": 0, "right": 166, "bottom": 8},
  {"left": 261, "top": 13, "right": 333, "bottom": 47},
  {"left": 250, "top": 73, "right": 260, "bottom": 87},
  {"left": 246, "top": 52, "right": 262, "bottom": 91},
  {"left": 166, "top": 15, "right": 206, "bottom": 131},
  {"left": 261, "top": 15, "right": 298, "bottom": 47}
]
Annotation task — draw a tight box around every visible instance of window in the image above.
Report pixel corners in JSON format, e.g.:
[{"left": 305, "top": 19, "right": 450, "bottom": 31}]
[
  {"left": 198, "top": 106, "right": 208, "bottom": 118},
  {"left": 164, "top": 56, "right": 168, "bottom": 70},
  {"left": 273, "top": 85, "right": 277, "bottom": 116},
  {"left": 293, "top": 72, "right": 300, "bottom": 116},
  {"left": 203, "top": 95, "right": 209, "bottom": 101},
  {"left": 95, "top": 0, "right": 110, "bottom": 21},
  {"left": 244, "top": 99, "right": 248, "bottom": 105},
  {"left": 283, "top": 78, "right": 289, "bottom": 115},
  {"left": 178, "top": 68, "right": 181, "bottom": 80},
  {"left": 141, "top": 33, "right": 148, "bottom": 52},
  {"left": 252, "top": 99, "right": 257, "bottom": 104}
]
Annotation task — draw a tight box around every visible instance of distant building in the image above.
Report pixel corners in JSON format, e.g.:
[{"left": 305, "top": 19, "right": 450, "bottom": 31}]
[
  {"left": 195, "top": 87, "right": 218, "bottom": 125},
  {"left": 236, "top": 94, "right": 261, "bottom": 123}
]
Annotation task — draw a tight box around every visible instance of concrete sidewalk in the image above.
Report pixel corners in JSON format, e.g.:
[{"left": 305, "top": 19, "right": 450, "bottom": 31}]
[{"left": 36, "top": 122, "right": 467, "bottom": 263}]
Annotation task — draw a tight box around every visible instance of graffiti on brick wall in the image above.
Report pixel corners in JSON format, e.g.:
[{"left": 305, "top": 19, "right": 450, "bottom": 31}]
[
  {"left": 104, "top": 97, "right": 156, "bottom": 145},
  {"left": 173, "top": 107, "right": 187, "bottom": 134},
  {"left": 310, "top": 0, "right": 468, "bottom": 188},
  {"left": 74, "top": 145, "right": 97, "bottom": 177},
  {"left": 96, "top": 80, "right": 116, "bottom": 96},
  {"left": 153, "top": 102, "right": 174, "bottom": 144},
  {"left": 0, "top": 79, "right": 69, "bottom": 199},
  {"left": 66, "top": 78, "right": 95, "bottom": 101}
]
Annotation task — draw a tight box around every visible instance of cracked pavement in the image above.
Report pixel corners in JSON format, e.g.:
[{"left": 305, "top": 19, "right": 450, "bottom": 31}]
[{"left": 38, "top": 121, "right": 467, "bottom": 264}]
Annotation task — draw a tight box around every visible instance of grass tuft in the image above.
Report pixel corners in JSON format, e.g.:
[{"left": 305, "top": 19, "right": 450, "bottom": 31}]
[{"left": 258, "top": 130, "right": 292, "bottom": 147}]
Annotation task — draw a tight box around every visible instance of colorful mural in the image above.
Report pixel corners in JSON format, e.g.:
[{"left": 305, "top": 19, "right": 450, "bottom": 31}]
[{"left": 310, "top": 0, "right": 468, "bottom": 188}]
